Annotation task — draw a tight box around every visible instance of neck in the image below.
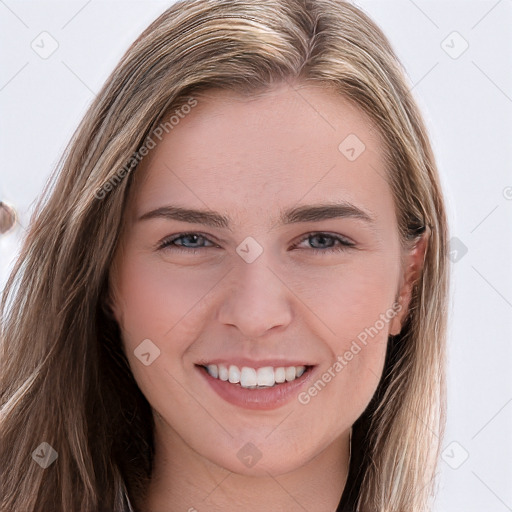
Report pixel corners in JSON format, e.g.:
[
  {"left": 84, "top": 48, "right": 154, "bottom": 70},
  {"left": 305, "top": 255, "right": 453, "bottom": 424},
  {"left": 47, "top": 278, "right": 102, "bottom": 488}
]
[{"left": 139, "top": 418, "right": 352, "bottom": 512}]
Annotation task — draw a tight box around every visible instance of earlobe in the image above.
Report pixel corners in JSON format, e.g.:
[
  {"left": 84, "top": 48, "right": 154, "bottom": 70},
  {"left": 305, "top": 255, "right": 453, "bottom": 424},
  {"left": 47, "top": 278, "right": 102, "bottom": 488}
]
[{"left": 389, "top": 229, "right": 429, "bottom": 336}]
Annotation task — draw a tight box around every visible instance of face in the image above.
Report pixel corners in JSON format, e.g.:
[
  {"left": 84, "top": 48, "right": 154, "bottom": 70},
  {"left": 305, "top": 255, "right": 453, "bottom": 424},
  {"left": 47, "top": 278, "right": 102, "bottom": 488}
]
[{"left": 110, "top": 83, "right": 420, "bottom": 477}]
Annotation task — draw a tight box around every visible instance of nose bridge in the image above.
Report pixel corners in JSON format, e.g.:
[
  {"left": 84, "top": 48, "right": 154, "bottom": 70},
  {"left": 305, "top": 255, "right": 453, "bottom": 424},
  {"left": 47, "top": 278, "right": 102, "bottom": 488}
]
[{"left": 217, "top": 247, "right": 293, "bottom": 337}]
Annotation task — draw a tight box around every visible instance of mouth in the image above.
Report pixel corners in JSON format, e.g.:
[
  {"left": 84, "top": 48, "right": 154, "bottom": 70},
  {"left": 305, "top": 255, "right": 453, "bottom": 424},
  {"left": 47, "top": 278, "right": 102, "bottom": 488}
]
[
  {"left": 200, "top": 363, "right": 311, "bottom": 388},
  {"left": 195, "top": 362, "right": 316, "bottom": 410}
]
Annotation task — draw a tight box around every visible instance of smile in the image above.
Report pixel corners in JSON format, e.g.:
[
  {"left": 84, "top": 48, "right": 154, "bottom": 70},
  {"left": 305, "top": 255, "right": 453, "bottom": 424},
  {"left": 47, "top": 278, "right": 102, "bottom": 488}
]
[
  {"left": 202, "top": 363, "right": 307, "bottom": 389},
  {"left": 196, "top": 361, "right": 316, "bottom": 410}
]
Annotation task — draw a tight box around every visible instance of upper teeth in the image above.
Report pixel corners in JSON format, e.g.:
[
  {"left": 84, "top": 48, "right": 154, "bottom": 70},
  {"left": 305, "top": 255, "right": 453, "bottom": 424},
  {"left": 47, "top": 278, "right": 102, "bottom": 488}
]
[{"left": 205, "top": 364, "right": 307, "bottom": 388}]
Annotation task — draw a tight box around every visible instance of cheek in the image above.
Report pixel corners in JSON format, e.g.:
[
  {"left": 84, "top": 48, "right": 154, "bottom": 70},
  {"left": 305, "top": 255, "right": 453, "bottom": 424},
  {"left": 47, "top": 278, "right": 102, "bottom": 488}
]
[
  {"left": 111, "top": 253, "right": 229, "bottom": 404},
  {"left": 292, "top": 249, "right": 400, "bottom": 407},
  {"left": 114, "top": 253, "right": 225, "bottom": 351},
  {"left": 290, "top": 248, "right": 401, "bottom": 344},
  {"left": 112, "top": 254, "right": 226, "bottom": 421}
]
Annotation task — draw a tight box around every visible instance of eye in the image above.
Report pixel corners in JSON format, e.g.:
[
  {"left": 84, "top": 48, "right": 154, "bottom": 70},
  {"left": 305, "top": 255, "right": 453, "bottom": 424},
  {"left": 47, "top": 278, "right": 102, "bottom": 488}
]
[
  {"left": 158, "top": 232, "right": 218, "bottom": 254},
  {"left": 293, "top": 232, "right": 355, "bottom": 254},
  {"left": 158, "top": 231, "right": 355, "bottom": 255}
]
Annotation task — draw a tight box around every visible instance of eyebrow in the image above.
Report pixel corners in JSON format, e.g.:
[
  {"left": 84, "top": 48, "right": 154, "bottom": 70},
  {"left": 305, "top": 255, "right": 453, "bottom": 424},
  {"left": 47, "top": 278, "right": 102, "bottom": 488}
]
[{"left": 137, "top": 202, "right": 375, "bottom": 230}]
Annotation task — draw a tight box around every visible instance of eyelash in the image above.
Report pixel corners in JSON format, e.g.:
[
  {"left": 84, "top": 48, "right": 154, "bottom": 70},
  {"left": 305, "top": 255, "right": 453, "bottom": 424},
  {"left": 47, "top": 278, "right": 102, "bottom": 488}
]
[{"left": 157, "top": 232, "right": 355, "bottom": 255}]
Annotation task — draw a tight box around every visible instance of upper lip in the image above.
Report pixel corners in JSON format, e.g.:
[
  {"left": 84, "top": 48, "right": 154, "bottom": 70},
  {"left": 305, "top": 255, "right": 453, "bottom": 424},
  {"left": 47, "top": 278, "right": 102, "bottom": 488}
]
[{"left": 196, "top": 358, "right": 316, "bottom": 369}]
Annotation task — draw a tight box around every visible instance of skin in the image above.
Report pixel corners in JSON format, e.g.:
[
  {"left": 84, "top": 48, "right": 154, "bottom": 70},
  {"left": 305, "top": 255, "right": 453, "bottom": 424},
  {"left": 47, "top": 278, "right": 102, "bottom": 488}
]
[{"left": 109, "top": 82, "right": 427, "bottom": 512}]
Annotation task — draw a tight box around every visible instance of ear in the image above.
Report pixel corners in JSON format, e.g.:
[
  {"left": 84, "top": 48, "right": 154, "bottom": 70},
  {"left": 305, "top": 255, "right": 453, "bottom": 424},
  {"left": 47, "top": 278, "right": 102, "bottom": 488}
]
[{"left": 389, "top": 229, "right": 429, "bottom": 336}]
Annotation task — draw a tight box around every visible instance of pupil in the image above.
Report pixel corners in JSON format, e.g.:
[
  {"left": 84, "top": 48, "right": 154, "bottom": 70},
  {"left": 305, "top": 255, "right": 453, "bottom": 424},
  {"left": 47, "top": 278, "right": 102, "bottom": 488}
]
[
  {"left": 313, "top": 234, "right": 331, "bottom": 248},
  {"left": 187, "top": 235, "right": 199, "bottom": 245}
]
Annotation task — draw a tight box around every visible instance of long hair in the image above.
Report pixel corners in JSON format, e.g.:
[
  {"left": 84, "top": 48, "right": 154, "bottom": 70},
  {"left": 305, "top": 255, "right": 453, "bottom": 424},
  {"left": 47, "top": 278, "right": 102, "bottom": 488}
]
[{"left": 0, "top": 1, "right": 448, "bottom": 510}]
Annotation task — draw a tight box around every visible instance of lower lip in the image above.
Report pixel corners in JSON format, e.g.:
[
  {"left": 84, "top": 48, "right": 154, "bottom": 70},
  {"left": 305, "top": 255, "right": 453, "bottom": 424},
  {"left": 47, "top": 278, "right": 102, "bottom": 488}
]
[{"left": 196, "top": 365, "right": 316, "bottom": 410}]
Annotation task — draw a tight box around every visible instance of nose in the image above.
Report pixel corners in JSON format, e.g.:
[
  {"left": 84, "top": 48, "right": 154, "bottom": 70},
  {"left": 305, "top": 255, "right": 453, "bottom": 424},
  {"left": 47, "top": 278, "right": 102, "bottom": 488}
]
[{"left": 217, "top": 254, "right": 293, "bottom": 339}]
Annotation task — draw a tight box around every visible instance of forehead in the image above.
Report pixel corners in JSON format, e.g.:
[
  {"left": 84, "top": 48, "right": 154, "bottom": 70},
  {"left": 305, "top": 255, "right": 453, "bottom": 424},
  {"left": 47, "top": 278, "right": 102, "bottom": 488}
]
[{"left": 129, "top": 83, "right": 394, "bottom": 230}]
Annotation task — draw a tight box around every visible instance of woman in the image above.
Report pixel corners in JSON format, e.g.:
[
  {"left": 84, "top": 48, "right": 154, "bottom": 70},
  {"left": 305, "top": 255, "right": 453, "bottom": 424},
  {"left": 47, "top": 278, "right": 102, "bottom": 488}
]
[{"left": 0, "top": 0, "right": 449, "bottom": 510}]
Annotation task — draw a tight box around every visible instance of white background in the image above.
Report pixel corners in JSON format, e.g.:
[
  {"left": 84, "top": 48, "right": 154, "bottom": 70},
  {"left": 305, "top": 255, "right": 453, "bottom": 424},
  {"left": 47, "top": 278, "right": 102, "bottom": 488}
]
[{"left": 1, "top": 1, "right": 511, "bottom": 510}]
